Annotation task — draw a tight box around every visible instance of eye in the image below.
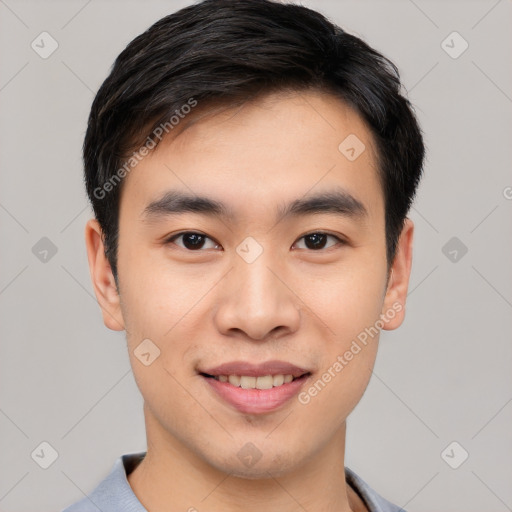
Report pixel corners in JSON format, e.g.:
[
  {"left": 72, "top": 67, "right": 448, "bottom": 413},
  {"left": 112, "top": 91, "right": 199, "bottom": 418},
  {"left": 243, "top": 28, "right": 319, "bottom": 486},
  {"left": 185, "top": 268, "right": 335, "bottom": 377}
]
[
  {"left": 165, "top": 231, "right": 220, "bottom": 251},
  {"left": 293, "top": 232, "right": 344, "bottom": 251},
  {"left": 164, "top": 231, "right": 345, "bottom": 252}
]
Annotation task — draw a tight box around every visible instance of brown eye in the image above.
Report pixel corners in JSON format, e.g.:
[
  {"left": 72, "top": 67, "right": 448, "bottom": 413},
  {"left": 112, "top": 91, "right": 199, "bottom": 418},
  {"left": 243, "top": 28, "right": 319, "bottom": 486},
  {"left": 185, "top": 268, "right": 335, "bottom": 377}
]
[
  {"left": 167, "top": 232, "right": 219, "bottom": 251},
  {"left": 294, "top": 232, "right": 343, "bottom": 251}
]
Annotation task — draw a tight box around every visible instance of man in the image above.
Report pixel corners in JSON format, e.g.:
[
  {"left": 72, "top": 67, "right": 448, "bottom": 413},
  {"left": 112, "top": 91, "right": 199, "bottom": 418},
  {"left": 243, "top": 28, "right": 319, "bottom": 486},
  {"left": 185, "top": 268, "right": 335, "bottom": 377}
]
[{"left": 62, "top": 0, "right": 424, "bottom": 510}]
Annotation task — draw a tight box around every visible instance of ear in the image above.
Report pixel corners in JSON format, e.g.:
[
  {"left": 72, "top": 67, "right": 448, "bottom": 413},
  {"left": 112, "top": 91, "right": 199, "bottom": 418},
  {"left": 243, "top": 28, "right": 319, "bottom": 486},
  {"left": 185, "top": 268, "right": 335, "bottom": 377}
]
[
  {"left": 381, "top": 218, "right": 414, "bottom": 331},
  {"left": 84, "top": 218, "right": 125, "bottom": 331}
]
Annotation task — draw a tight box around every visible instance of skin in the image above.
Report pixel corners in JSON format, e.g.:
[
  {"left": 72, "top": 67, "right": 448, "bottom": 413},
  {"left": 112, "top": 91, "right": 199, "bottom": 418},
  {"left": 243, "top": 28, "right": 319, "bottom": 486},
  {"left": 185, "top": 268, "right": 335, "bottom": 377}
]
[{"left": 85, "top": 89, "right": 414, "bottom": 512}]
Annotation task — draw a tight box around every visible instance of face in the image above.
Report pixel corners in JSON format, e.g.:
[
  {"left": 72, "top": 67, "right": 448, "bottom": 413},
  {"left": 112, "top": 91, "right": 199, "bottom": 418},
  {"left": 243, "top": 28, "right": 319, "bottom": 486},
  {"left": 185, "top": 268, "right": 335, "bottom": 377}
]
[{"left": 86, "top": 89, "right": 413, "bottom": 478}]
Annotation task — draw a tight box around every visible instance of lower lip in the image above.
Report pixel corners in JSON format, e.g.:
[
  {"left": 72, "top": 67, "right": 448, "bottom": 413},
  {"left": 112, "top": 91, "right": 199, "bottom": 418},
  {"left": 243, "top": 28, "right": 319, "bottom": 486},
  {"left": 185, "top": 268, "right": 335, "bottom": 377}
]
[{"left": 202, "top": 374, "right": 310, "bottom": 415}]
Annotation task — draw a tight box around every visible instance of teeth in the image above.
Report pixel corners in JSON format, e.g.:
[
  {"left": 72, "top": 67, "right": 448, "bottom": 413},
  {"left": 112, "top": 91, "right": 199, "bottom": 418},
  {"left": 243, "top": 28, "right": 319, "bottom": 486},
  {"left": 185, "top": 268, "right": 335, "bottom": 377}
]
[
  {"left": 217, "top": 374, "right": 297, "bottom": 389},
  {"left": 256, "top": 375, "right": 273, "bottom": 390},
  {"left": 240, "top": 376, "right": 256, "bottom": 389},
  {"left": 273, "top": 374, "right": 284, "bottom": 386},
  {"left": 228, "top": 375, "right": 241, "bottom": 387}
]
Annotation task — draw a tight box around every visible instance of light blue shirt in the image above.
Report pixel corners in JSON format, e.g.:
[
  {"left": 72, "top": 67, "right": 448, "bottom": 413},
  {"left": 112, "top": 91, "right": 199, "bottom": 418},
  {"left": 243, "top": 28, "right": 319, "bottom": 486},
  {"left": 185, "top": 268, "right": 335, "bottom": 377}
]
[{"left": 61, "top": 452, "right": 406, "bottom": 512}]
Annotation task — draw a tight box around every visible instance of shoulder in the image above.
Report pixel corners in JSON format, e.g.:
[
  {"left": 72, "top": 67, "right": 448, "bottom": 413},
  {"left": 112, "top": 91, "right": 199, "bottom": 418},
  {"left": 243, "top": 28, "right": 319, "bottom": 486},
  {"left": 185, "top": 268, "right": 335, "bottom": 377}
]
[
  {"left": 60, "top": 452, "right": 147, "bottom": 512},
  {"left": 345, "top": 466, "right": 406, "bottom": 512},
  {"left": 61, "top": 496, "right": 98, "bottom": 512}
]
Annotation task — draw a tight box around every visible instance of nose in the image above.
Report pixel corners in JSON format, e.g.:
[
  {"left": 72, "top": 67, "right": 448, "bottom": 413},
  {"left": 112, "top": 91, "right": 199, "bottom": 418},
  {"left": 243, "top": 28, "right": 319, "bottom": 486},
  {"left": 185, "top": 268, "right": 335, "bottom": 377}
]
[{"left": 213, "top": 249, "right": 301, "bottom": 341}]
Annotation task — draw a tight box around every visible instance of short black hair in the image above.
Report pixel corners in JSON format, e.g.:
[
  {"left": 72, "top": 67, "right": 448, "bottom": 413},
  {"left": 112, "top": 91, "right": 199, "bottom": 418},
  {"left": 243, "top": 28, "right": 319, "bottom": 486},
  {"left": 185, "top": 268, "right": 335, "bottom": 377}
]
[{"left": 84, "top": 0, "right": 424, "bottom": 282}]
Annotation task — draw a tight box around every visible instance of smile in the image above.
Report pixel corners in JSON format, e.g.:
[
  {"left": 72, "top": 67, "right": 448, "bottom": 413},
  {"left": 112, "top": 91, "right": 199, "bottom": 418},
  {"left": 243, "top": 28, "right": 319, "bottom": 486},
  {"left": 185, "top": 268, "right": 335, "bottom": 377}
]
[
  {"left": 206, "top": 373, "right": 300, "bottom": 389},
  {"left": 201, "top": 372, "right": 311, "bottom": 414}
]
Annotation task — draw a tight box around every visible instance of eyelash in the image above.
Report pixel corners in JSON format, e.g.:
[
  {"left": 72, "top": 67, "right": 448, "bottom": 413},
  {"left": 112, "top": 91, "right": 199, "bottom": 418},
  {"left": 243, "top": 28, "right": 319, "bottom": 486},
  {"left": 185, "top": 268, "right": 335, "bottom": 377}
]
[{"left": 164, "top": 231, "right": 346, "bottom": 252}]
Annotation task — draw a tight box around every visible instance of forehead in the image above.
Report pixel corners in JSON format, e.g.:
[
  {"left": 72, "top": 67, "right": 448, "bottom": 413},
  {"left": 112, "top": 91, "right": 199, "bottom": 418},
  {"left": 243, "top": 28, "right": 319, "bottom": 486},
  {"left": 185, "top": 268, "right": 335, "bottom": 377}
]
[{"left": 119, "top": 89, "right": 383, "bottom": 224}]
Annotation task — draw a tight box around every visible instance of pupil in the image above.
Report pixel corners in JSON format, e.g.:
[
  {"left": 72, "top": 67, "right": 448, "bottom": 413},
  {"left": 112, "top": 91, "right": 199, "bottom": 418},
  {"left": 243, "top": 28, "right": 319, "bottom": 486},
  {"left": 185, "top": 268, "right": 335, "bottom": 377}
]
[
  {"left": 184, "top": 233, "right": 204, "bottom": 249},
  {"left": 306, "top": 233, "right": 326, "bottom": 250}
]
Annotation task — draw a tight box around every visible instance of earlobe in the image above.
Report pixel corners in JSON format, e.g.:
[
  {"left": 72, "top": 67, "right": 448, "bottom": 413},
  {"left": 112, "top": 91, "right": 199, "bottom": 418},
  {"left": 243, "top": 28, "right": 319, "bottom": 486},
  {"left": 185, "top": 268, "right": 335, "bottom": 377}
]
[
  {"left": 381, "top": 218, "right": 414, "bottom": 331},
  {"left": 84, "top": 218, "right": 125, "bottom": 331}
]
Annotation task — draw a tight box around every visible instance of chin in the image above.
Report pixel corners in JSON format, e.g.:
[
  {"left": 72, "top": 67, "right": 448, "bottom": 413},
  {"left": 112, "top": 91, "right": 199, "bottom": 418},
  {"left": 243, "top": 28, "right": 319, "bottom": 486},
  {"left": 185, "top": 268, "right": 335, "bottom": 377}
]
[{"left": 211, "top": 449, "right": 302, "bottom": 479}]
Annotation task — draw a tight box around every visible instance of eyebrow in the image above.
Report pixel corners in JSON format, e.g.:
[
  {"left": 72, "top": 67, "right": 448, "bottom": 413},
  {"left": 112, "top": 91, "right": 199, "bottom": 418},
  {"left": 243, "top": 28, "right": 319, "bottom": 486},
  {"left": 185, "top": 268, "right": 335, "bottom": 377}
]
[{"left": 141, "top": 188, "right": 368, "bottom": 224}]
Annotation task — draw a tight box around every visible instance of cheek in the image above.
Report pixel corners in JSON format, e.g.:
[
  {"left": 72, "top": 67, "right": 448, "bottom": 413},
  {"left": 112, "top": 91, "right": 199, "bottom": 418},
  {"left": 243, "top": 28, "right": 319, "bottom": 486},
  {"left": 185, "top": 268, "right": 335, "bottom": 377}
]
[
  {"left": 122, "top": 277, "right": 197, "bottom": 429},
  {"left": 296, "top": 351, "right": 375, "bottom": 435},
  {"left": 118, "top": 244, "right": 197, "bottom": 339},
  {"left": 295, "top": 277, "right": 384, "bottom": 425},
  {"left": 118, "top": 253, "right": 214, "bottom": 393},
  {"left": 291, "top": 263, "right": 385, "bottom": 414},
  {"left": 296, "top": 261, "right": 387, "bottom": 341}
]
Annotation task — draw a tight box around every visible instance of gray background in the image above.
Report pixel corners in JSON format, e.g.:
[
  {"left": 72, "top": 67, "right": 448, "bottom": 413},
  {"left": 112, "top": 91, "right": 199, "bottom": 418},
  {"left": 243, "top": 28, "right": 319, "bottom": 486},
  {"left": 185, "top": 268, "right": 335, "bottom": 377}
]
[{"left": 0, "top": 1, "right": 511, "bottom": 511}]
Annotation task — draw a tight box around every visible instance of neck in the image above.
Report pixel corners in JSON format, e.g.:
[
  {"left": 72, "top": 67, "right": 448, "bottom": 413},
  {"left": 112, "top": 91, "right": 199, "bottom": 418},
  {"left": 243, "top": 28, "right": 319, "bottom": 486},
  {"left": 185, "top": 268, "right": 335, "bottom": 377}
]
[{"left": 128, "top": 404, "right": 366, "bottom": 512}]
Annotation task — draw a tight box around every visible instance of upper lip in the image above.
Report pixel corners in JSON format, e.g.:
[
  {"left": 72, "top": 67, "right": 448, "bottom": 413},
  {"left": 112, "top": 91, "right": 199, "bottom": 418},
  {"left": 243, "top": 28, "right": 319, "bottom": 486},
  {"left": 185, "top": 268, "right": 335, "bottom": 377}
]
[{"left": 199, "top": 360, "right": 311, "bottom": 378}]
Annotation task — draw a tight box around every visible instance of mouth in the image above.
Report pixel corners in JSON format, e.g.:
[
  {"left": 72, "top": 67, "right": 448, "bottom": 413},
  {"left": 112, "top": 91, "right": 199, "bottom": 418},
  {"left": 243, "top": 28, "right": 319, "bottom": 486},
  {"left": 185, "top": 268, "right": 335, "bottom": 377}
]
[
  {"left": 198, "top": 361, "right": 312, "bottom": 414},
  {"left": 200, "top": 372, "right": 310, "bottom": 389}
]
